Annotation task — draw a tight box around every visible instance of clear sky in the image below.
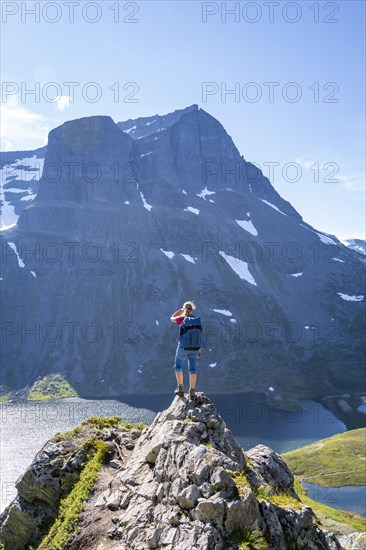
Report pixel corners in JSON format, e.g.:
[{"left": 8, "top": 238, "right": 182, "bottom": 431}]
[{"left": 1, "top": 0, "right": 365, "bottom": 240}]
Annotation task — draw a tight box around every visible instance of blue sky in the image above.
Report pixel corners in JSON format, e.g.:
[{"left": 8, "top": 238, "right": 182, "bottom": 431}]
[{"left": 1, "top": 0, "right": 365, "bottom": 240}]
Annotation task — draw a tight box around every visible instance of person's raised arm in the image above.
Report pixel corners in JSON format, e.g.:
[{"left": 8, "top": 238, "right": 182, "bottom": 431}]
[{"left": 170, "top": 308, "right": 183, "bottom": 323}]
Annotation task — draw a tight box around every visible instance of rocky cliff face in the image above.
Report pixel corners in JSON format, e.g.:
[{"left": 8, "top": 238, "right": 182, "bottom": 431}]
[
  {"left": 0, "top": 394, "right": 363, "bottom": 549},
  {"left": 0, "top": 105, "right": 365, "bottom": 401}
]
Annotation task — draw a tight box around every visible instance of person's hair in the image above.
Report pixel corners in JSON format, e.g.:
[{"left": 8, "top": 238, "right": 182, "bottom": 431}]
[{"left": 182, "top": 301, "right": 196, "bottom": 317}]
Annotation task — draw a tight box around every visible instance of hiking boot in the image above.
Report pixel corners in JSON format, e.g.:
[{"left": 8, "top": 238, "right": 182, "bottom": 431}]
[
  {"left": 175, "top": 384, "right": 184, "bottom": 397},
  {"left": 189, "top": 387, "right": 196, "bottom": 400}
]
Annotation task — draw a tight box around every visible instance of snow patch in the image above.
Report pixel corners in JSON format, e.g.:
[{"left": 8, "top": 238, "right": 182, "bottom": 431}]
[
  {"left": 230, "top": 318, "right": 237, "bottom": 324},
  {"left": 124, "top": 125, "right": 136, "bottom": 134},
  {"left": 315, "top": 232, "right": 337, "bottom": 245},
  {"left": 197, "top": 186, "right": 216, "bottom": 201},
  {"left": 30, "top": 271, "right": 37, "bottom": 278},
  {"left": 136, "top": 182, "right": 152, "bottom": 211},
  {"left": 259, "top": 199, "right": 287, "bottom": 216},
  {"left": 7, "top": 242, "right": 25, "bottom": 268},
  {"left": 209, "top": 363, "right": 217, "bottom": 368},
  {"left": 332, "top": 258, "right": 345, "bottom": 263},
  {"left": 124, "top": 200, "right": 130, "bottom": 205},
  {"left": 160, "top": 248, "right": 174, "bottom": 259},
  {"left": 235, "top": 219, "right": 258, "bottom": 236},
  {"left": 219, "top": 251, "right": 257, "bottom": 286},
  {"left": 184, "top": 206, "right": 199, "bottom": 215},
  {"left": 289, "top": 272, "right": 303, "bottom": 277},
  {"left": 21, "top": 194, "right": 36, "bottom": 201},
  {"left": 0, "top": 155, "right": 44, "bottom": 231},
  {"left": 211, "top": 309, "right": 232, "bottom": 317},
  {"left": 181, "top": 254, "right": 196, "bottom": 264},
  {"left": 140, "top": 151, "right": 152, "bottom": 158},
  {"left": 337, "top": 293, "right": 364, "bottom": 302},
  {"left": 146, "top": 119, "right": 157, "bottom": 126},
  {"left": 155, "top": 320, "right": 159, "bottom": 326},
  {"left": 268, "top": 387, "right": 274, "bottom": 392},
  {"left": 182, "top": 189, "right": 187, "bottom": 195}
]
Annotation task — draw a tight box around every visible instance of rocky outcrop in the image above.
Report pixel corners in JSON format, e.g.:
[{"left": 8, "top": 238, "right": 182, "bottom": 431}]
[
  {"left": 0, "top": 418, "right": 138, "bottom": 549},
  {"left": 337, "top": 533, "right": 366, "bottom": 550},
  {"left": 1, "top": 393, "right": 363, "bottom": 549}
]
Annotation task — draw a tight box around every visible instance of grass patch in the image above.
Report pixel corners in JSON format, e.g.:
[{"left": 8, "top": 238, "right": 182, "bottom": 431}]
[
  {"left": 254, "top": 485, "right": 273, "bottom": 500},
  {"left": 51, "top": 416, "right": 147, "bottom": 443},
  {"left": 38, "top": 439, "right": 107, "bottom": 549},
  {"left": 294, "top": 477, "right": 366, "bottom": 534},
  {"left": 265, "top": 492, "right": 303, "bottom": 511},
  {"left": 227, "top": 528, "right": 267, "bottom": 549},
  {"left": 0, "top": 384, "right": 11, "bottom": 403},
  {"left": 119, "top": 420, "right": 147, "bottom": 431},
  {"left": 28, "top": 374, "right": 78, "bottom": 401},
  {"left": 227, "top": 470, "right": 251, "bottom": 497},
  {"left": 282, "top": 428, "right": 366, "bottom": 487}
]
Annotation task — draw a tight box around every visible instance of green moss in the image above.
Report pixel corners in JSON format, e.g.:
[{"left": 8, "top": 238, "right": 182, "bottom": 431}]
[
  {"left": 28, "top": 374, "right": 78, "bottom": 401},
  {"left": 227, "top": 528, "right": 267, "bottom": 549},
  {"left": 38, "top": 439, "right": 107, "bottom": 549},
  {"left": 294, "top": 478, "right": 366, "bottom": 534},
  {"left": 282, "top": 428, "right": 366, "bottom": 487}
]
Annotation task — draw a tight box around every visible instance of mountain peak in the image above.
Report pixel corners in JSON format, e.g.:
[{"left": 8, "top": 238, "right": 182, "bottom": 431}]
[{"left": 117, "top": 104, "right": 199, "bottom": 140}]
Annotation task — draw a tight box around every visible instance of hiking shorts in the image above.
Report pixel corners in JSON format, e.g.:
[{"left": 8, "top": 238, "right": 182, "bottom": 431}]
[{"left": 174, "top": 344, "right": 199, "bottom": 374}]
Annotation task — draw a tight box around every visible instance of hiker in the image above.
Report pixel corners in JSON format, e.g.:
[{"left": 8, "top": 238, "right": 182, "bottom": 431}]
[{"left": 170, "top": 301, "right": 203, "bottom": 399}]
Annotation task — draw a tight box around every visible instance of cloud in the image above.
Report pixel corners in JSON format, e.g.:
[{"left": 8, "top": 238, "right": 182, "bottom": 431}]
[
  {"left": 0, "top": 95, "right": 50, "bottom": 151},
  {"left": 338, "top": 232, "right": 366, "bottom": 242},
  {"left": 295, "top": 156, "right": 365, "bottom": 197},
  {"left": 54, "top": 95, "right": 72, "bottom": 112}
]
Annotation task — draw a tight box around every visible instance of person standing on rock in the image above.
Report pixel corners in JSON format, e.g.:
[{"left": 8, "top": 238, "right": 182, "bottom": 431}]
[{"left": 170, "top": 301, "right": 203, "bottom": 399}]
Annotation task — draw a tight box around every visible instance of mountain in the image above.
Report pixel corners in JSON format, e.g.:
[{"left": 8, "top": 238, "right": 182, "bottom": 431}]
[
  {"left": 341, "top": 239, "right": 366, "bottom": 256},
  {"left": 0, "top": 105, "right": 365, "bottom": 404},
  {"left": 1, "top": 393, "right": 363, "bottom": 549}
]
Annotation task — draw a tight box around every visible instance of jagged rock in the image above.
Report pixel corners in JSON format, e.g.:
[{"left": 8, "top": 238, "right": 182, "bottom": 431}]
[
  {"left": 0, "top": 437, "right": 87, "bottom": 549},
  {"left": 246, "top": 444, "right": 299, "bottom": 498},
  {"left": 109, "top": 459, "right": 122, "bottom": 469},
  {"left": 177, "top": 484, "right": 201, "bottom": 509},
  {"left": 338, "top": 532, "right": 366, "bottom": 549},
  {"left": 1, "top": 393, "right": 363, "bottom": 550},
  {"left": 0, "top": 422, "right": 138, "bottom": 549}
]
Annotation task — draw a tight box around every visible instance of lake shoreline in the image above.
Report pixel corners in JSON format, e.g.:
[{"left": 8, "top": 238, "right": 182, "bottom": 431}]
[{"left": 3, "top": 389, "right": 366, "bottom": 430}]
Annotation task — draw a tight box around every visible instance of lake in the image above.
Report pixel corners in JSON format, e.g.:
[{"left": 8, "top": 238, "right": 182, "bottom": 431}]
[
  {"left": 0, "top": 392, "right": 346, "bottom": 514},
  {"left": 302, "top": 481, "right": 366, "bottom": 517}
]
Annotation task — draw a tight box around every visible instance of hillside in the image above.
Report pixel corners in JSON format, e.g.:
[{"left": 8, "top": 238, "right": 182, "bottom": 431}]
[{"left": 282, "top": 428, "right": 366, "bottom": 487}]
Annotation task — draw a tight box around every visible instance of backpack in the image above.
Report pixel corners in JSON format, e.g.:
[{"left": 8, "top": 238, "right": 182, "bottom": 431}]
[{"left": 179, "top": 316, "right": 203, "bottom": 350}]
